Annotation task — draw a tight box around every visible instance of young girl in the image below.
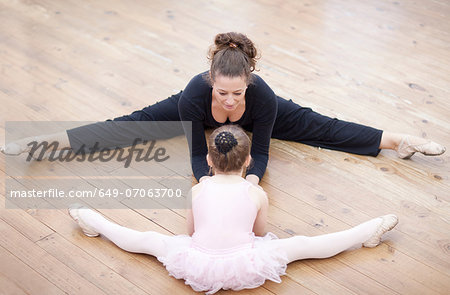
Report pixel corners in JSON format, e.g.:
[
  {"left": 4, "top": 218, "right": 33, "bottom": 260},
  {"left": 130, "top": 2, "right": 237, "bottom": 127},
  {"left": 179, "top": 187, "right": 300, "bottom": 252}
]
[{"left": 69, "top": 125, "right": 399, "bottom": 294}]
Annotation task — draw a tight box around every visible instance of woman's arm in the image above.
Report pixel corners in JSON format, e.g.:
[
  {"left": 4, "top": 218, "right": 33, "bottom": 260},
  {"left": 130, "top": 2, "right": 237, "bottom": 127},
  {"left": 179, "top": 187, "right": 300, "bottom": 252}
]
[
  {"left": 178, "top": 98, "right": 210, "bottom": 181},
  {"left": 245, "top": 75, "right": 278, "bottom": 183}
]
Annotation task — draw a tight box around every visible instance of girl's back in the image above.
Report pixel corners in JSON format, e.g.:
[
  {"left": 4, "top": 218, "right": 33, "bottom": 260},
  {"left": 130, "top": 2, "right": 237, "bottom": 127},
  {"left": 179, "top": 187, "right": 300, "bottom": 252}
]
[{"left": 192, "top": 175, "right": 257, "bottom": 250}]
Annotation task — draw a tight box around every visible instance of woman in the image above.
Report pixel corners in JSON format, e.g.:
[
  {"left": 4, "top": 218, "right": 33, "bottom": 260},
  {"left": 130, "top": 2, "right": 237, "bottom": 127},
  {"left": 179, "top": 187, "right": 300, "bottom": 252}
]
[{"left": 1, "top": 32, "right": 445, "bottom": 184}]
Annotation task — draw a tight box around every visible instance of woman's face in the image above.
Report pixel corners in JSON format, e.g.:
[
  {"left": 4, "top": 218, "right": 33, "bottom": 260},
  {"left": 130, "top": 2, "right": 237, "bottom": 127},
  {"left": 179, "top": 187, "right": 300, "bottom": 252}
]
[{"left": 212, "top": 75, "right": 247, "bottom": 112}]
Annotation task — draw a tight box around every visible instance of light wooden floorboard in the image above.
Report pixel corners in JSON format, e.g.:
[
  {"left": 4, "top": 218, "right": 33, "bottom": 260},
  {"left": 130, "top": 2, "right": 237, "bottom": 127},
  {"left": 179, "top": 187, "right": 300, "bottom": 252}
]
[{"left": 1, "top": 0, "right": 449, "bottom": 294}]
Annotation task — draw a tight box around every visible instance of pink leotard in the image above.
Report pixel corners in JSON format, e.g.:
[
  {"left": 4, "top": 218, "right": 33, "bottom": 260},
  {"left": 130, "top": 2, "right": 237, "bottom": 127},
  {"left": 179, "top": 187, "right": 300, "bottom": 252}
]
[{"left": 191, "top": 177, "right": 257, "bottom": 251}]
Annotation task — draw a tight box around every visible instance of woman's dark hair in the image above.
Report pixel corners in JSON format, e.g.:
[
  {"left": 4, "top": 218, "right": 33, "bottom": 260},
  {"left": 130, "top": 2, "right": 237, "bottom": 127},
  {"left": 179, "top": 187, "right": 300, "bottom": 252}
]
[
  {"left": 205, "top": 32, "right": 259, "bottom": 85},
  {"left": 208, "top": 125, "right": 251, "bottom": 173}
]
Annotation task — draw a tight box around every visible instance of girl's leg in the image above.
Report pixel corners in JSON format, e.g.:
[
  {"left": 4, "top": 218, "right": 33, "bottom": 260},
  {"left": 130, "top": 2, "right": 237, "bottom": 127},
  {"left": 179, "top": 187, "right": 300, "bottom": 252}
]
[
  {"left": 69, "top": 205, "right": 182, "bottom": 257},
  {"left": 270, "top": 215, "right": 397, "bottom": 263}
]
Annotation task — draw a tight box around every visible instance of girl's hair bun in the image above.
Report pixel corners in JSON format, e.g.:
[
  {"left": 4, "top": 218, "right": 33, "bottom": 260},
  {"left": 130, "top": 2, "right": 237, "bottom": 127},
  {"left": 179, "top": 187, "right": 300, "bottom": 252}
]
[
  {"left": 208, "top": 125, "right": 251, "bottom": 173},
  {"left": 214, "top": 131, "right": 238, "bottom": 154}
]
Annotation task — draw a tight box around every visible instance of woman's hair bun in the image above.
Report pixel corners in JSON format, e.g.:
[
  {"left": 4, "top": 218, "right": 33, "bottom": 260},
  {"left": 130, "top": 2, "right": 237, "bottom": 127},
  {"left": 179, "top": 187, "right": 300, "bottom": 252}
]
[
  {"left": 214, "top": 32, "right": 257, "bottom": 59},
  {"left": 206, "top": 32, "right": 259, "bottom": 84}
]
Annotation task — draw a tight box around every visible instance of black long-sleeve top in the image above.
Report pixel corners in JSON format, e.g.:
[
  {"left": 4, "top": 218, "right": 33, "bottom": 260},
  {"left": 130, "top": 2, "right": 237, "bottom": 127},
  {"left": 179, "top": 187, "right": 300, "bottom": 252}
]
[{"left": 178, "top": 72, "right": 278, "bottom": 180}]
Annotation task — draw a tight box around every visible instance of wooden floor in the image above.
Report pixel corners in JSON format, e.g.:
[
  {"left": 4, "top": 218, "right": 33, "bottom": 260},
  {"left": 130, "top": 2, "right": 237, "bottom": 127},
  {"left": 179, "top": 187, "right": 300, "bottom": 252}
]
[{"left": 1, "top": 0, "right": 449, "bottom": 294}]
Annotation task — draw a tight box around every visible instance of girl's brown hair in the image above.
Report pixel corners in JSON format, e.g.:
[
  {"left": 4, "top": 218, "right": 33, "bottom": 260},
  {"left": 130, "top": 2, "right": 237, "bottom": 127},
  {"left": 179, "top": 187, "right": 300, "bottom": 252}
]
[
  {"left": 205, "top": 32, "right": 259, "bottom": 85},
  {"left": 208, "top": 125, "right": 251, "bottom": 173}
]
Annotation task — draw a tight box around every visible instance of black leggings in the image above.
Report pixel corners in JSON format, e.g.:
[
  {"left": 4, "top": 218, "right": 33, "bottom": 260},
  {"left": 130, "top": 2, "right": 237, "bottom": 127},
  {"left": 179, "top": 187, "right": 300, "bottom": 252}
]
[
  {"left": 271, "top": 97, "right": 382, "bottom": 156},
  {"left": 67, "top": 92, "right": 382, "bottom": 156}
]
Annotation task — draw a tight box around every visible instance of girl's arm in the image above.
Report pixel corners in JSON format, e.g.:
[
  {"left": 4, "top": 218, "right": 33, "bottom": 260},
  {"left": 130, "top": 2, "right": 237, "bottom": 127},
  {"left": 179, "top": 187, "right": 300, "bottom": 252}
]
[
  {"left": 251, "top": 186, "right": 269, "bottom": 236},
  {"left": 186, "top": 209, "right": 194, "bottom": 236},
  {"left": 186, "top": 182, "right": 203, "bottom": 236}
]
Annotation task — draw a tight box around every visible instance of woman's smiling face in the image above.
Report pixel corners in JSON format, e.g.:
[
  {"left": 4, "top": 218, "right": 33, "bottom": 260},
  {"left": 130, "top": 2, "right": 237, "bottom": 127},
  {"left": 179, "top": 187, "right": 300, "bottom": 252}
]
[{"left": 212, "top": 75, "right": 248, "bottom": 111}]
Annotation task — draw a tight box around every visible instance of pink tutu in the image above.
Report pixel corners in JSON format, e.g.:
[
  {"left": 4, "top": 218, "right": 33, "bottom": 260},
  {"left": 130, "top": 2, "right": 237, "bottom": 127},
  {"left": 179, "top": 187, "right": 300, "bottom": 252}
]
[{"left": 157, "top": 232, "right": 288, "bottom": 294}]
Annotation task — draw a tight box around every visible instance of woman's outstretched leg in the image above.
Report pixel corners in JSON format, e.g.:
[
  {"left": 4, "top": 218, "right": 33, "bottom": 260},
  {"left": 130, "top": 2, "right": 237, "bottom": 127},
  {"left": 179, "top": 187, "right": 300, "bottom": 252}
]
[
  {"left": 68, "top": 204, "right": 182, "bottom": 257},
  {"left": 1, "top": 92, "right": 183, "bottom": 158},
  {"left": 270, "top": 215, "right": 398, "bottom": 263},
  {"left": 272, "top": 97, "right": 445, "bottom": 158}
]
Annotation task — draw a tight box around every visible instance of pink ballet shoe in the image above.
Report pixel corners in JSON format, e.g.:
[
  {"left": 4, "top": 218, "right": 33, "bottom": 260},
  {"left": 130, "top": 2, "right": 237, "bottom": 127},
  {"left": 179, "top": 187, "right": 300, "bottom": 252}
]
[
  {"left": 397, "top": 136, "right": 446, "bottom": 159},
  {"left": 68, "top": 203, "right": 100, "bottom": 237},
  {"left": 363, "top": 214, "right": 398, "bottom": 248}
]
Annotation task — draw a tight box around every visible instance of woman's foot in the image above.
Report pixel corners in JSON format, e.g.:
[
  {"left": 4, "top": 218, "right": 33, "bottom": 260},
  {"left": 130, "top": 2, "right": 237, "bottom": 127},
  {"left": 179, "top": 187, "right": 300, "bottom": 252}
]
[
  {"left": 397, "top": 136, "right": 446, "bottom": 159},
  {"left": 0, "top": 141, "right": 32, "bottom": 155},
  {"left": 363, "top": 214, "right": 398, "bottom": 248},
  {"left": 68, "top": 203, "right": 100, "bottom": 237},
  {"left": 1, "top": 138, "right": 56, "bottom": 160}
]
